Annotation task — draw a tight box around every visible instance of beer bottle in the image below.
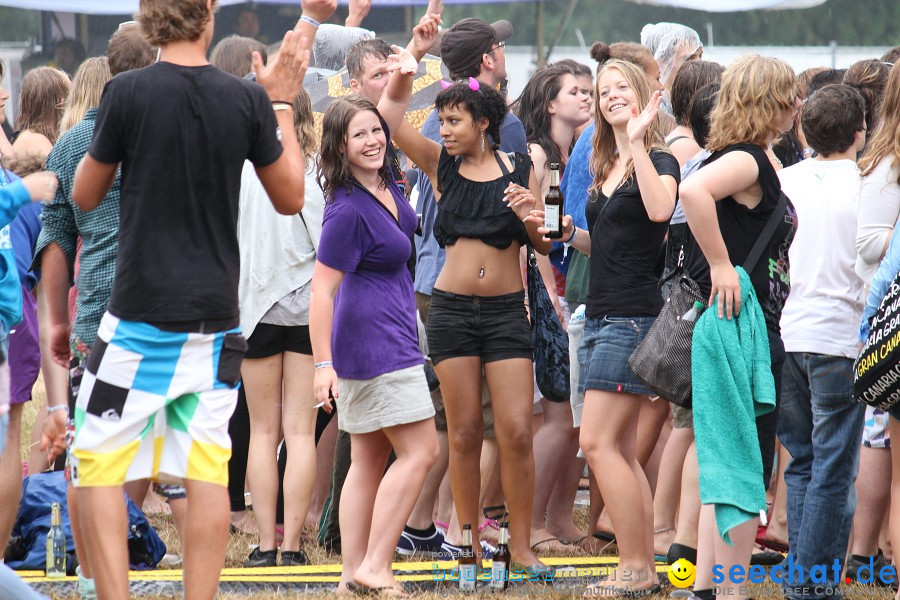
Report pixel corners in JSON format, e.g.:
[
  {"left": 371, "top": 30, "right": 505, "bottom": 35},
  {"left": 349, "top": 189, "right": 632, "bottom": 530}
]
[
  {"left": 459, "top": 524, "right": 477, "bottom": 592},
  {"left": 490, "top": 522, "right": 510, "bottom": 591},
  {"left": 544, "top": 163, "right": 564, "bottom": 239},
  {"left": 46, "top": 502, "right": 66, "bottom": 577}
]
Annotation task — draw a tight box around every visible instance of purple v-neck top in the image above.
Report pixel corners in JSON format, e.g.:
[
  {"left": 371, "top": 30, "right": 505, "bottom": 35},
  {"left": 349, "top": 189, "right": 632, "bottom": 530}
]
[{"left": 317, "top": 178, "right": 423, "bottom": 379}]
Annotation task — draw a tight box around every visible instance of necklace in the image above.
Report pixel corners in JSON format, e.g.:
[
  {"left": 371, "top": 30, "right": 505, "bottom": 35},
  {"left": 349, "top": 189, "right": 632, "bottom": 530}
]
[{"left": 479, "top": 266, "right": 485, "bottom": 278}]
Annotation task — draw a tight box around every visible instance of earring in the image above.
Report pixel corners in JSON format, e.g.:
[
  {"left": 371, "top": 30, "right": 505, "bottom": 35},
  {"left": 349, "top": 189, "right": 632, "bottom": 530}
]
[{"left": 481, "top": 130, "right": 486, "bottom": 154}]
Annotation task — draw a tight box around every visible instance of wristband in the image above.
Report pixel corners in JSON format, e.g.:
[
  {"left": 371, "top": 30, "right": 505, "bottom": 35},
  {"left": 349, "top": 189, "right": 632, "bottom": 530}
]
[
  {"left": 47, "top": 404, "right": 68, "bottom": 414},
  {"left": 271, "top": 100, "right": 292, "bottom": 107},
  {"left": 300, "top": 15, "right": 321, "bottom": 28},
  {"left": 315, "top": 361, "right": 333, "bottom": 369},
  {"left": 273, "top": 104, "right": 292, "bottom": 112},
  {"left": 564, "top": 227, "right": 577, "bottom": 245}
]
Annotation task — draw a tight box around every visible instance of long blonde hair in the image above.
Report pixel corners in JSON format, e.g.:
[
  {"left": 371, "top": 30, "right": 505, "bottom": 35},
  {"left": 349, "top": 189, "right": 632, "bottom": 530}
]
[
  {"left": 589, "top": 59, "right": 668, "bottom": 197},
  {"left": 859, "top": 63, "right": 900, "bottom": 181},
  {"left": 705, "top": 55, "right": 796, "bottom": 152},
  {"left": 59, "top": 57, "right": 111, "bottom": 136}
]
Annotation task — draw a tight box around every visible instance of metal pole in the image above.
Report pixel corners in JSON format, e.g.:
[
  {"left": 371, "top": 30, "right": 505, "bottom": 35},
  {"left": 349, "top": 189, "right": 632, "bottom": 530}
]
[
  {"left": 546, "top": 0, "right": 580, "bottom": 62},
  {"left": 535, "top": 0, "right": 545, "bottom": 67}
]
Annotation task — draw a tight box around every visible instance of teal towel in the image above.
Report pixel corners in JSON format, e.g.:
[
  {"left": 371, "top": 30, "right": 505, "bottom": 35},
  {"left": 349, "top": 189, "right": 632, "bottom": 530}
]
[{"left": 692, "top": 266, "right": 776, "bottom": 544}]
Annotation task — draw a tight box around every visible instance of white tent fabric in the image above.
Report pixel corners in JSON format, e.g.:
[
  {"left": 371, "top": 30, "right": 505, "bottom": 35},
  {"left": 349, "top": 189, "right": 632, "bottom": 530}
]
[
  {"left": 0, "top": 0, "right": 528, "bottom": 13},
  {"left": 624, "top": 0, "right": 826, "bottom": 10},
  {"left": 0, "top": 0, "right": 826, "bottom": 14}
]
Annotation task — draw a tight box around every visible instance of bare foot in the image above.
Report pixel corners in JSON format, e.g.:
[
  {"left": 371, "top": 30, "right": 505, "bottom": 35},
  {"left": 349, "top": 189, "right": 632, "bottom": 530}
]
[
  {"left": 353, "top": 562, "right": 403, "bottom": 593},
  {"left": 530, "top": 529, "right": 575, "bottom": 554},
  {"left": 653, "top": 527, "right": 676, "bottom": 557},
  {"left": 231, "top": 510, "right": 259, "bottom": 536},
  {"left": 583, "top": 565, "right": 658, "bottom": 598}
]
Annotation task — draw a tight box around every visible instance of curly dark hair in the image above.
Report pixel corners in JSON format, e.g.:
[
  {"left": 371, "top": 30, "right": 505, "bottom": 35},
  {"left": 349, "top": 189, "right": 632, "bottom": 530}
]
[
  {"left": 513, "top": 65, "right": 572, "bottom": 168},
  {"left": 317, "top": 95, "right": 392, "bottom": 202},
  {"left": 433, "top": 82, "right": 507, "bottom": 152}
]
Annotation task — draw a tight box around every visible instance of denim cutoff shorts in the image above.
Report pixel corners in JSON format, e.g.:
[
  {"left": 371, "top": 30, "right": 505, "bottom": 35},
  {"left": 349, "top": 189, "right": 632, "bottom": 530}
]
[
  {"left": 426, "top": 289, "right": 533, "bottom": 365},
  {"left": 578, "top": 315, "right": 656, "bottom": 396}
]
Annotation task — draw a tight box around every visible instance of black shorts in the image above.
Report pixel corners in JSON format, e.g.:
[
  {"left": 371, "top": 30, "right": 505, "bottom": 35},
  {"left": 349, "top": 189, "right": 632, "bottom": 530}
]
[
  {"left": 426, "top": 289, "right": 533, "bottom": 365},
  {"left": 245, "top": 323, "right": 312, "bottom": 359}
]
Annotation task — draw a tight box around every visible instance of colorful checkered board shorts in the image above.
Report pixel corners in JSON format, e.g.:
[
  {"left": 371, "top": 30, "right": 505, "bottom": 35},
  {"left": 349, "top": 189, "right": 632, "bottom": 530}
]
[{"left": 70, "top": 313, "right": 246, "bottom": 488}]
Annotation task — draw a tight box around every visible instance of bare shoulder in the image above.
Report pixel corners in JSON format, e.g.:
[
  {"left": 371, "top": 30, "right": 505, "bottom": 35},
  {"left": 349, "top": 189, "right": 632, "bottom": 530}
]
[
  {"left": 528, "top": 143, "right": 548, "bottom": 173},
  {"left": 12, "top": 131, "right": 52, "bottom": 159}
]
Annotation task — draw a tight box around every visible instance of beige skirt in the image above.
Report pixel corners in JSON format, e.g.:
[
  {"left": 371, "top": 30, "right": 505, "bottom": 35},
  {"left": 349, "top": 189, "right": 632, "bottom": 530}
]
[{"left": 337, "top": 365, "right": 435, "bottom": 434}]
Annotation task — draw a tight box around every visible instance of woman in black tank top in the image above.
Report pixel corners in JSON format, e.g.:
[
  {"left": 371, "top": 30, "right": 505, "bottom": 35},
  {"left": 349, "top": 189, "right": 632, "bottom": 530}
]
[
  {"left": 377, "top": 19, "right": 554, "bottom": 575},
  {"left": 679, "top": 55, "right": 799, "bottom": 600}
]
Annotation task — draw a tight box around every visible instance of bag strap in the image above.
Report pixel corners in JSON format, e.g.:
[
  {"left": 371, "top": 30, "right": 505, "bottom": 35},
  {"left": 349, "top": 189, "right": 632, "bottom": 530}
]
[{"left": 742, "top": 192, "right": 788, "bottom": 273}]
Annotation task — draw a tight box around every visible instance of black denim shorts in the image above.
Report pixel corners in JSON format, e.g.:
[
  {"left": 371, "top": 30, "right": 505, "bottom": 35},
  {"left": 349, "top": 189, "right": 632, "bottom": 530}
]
[
  {"left": 245, "top": 323, "right": 312, "bottom": 359},
  {"left": 426, "top": 289, "right": 533, "bottom": 365}
]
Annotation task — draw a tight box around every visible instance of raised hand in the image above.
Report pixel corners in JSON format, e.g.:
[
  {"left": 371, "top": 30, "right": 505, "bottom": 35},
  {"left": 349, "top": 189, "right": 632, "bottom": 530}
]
[
  {"left": 345, "top": 0, "right": 370, "bottom": 27},
  {"left": 387, "top": 45, "right": 418, "bottom": 76},
  {"left": 410, "top": 13, "right": 442, "bottom": 59},
  {"left": 253, "top": 27, "right": 310, "bottom": 103},
  {"left": 626, "top": 89, "right": 663, "bottom": 146},
  {"left": 302, "top": 0, "right": 338, "bottom": 24}
]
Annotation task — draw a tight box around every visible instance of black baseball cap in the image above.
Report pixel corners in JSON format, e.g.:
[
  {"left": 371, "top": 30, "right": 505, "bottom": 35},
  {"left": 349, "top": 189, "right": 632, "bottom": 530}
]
[{"left": 440, "top": 18, "right": 513, "bottom": 79}]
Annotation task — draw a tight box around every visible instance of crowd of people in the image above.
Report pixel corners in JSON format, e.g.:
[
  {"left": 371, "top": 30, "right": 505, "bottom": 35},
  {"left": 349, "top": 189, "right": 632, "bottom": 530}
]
[{"left": 2, "top": 1, "right": 900, "bottom": 600}]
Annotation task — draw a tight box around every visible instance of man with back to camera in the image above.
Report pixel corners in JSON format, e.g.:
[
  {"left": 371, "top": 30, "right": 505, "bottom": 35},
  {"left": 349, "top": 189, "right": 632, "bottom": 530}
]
[{"left": 68, "top": 0, "right": 335, "bottom": 598}]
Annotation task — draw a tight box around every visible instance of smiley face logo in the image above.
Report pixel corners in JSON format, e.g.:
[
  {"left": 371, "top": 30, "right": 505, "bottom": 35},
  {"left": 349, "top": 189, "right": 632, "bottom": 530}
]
[{"left": 668, "top": 558, "right": 696, "bottom": 588}]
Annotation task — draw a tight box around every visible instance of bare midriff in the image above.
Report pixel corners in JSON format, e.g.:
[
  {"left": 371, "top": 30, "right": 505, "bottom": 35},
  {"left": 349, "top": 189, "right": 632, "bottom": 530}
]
[{"left": 434, "top": 238, "right": 524, "bottom": 296}]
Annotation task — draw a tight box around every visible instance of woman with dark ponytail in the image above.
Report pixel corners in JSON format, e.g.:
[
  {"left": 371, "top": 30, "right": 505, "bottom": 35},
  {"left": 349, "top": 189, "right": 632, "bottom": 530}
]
[{"left": 377, "top": 18, "right": 553, "bottom": 577}]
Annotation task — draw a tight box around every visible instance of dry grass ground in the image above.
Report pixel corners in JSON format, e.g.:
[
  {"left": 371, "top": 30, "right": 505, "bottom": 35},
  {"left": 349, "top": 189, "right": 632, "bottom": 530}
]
[{"left": 16, "top": 379, "right": 899, "bottom": 599}]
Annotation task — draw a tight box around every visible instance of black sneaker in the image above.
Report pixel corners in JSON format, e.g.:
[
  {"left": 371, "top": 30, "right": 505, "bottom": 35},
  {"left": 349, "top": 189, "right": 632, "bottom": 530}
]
[
  {"left": 397, "top": 526, "right": 445, "bottom": 557},
  {"left": 846, "top": 553, "right": 895, "bottom": 588},
  {"left": 280, "top": 550, "right": 309, "bottom": 567},
  {"left": 245, "top": 547, "right": 277, "bottom": 568}
]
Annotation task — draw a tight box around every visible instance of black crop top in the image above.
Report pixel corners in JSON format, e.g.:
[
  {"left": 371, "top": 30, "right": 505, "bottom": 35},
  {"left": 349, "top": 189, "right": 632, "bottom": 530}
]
[{"left": 433, "top": 147, "right": 532, "bottom": 249}]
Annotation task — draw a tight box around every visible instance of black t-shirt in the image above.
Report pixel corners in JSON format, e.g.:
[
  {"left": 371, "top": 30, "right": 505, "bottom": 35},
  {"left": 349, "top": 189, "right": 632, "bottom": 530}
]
[
  {"left": 682, "top": 144, "right": 797, "bottom": 334},
  {"left": 88, "top": 62, "right": 283, "bottom": 325},
  {"left": 585, "top": 149, "right": 680, "bottom": 318}
]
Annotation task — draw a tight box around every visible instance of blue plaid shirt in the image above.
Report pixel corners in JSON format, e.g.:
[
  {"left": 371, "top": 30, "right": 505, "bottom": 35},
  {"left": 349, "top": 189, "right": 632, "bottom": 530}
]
[{"left": 34, "top": 108, "right": 120, "bottom": 346}]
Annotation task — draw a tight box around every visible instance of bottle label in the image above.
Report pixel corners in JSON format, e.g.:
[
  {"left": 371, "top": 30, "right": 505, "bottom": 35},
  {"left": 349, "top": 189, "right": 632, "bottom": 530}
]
[
  {"left": 460, "top": 564, "right": 477, "bottom": 591},
  {"left": 490, "top": 562, "right": 508, "bottom": 588},
  {"left": 544, "top": 205, "right": 560, "bottom": 232}
]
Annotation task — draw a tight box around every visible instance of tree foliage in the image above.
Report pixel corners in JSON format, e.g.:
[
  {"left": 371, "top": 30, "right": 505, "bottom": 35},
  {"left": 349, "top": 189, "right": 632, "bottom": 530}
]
[
  {"left": 0, "top": 8, "right": 40, "bottom": 43},
  {"left": 441, "top": 0, "right": 900, "bottom": 47}
]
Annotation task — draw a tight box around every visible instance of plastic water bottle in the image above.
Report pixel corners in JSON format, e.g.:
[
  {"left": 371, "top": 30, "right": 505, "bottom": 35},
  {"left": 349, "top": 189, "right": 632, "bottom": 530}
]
[{"left": 682, "top": 301, "right": 706, "bottom": 323}]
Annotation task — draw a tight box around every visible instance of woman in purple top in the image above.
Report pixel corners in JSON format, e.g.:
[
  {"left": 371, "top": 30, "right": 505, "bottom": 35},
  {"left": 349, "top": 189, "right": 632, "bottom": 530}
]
[{"left": 310, "top": 95, "right": 438, "bottom": 595}]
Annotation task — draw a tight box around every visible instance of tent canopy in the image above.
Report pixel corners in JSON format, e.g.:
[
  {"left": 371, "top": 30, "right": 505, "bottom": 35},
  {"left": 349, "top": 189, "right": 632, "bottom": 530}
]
[{"left": 0, "top": 0, "right": 826, "bottom": 15}]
